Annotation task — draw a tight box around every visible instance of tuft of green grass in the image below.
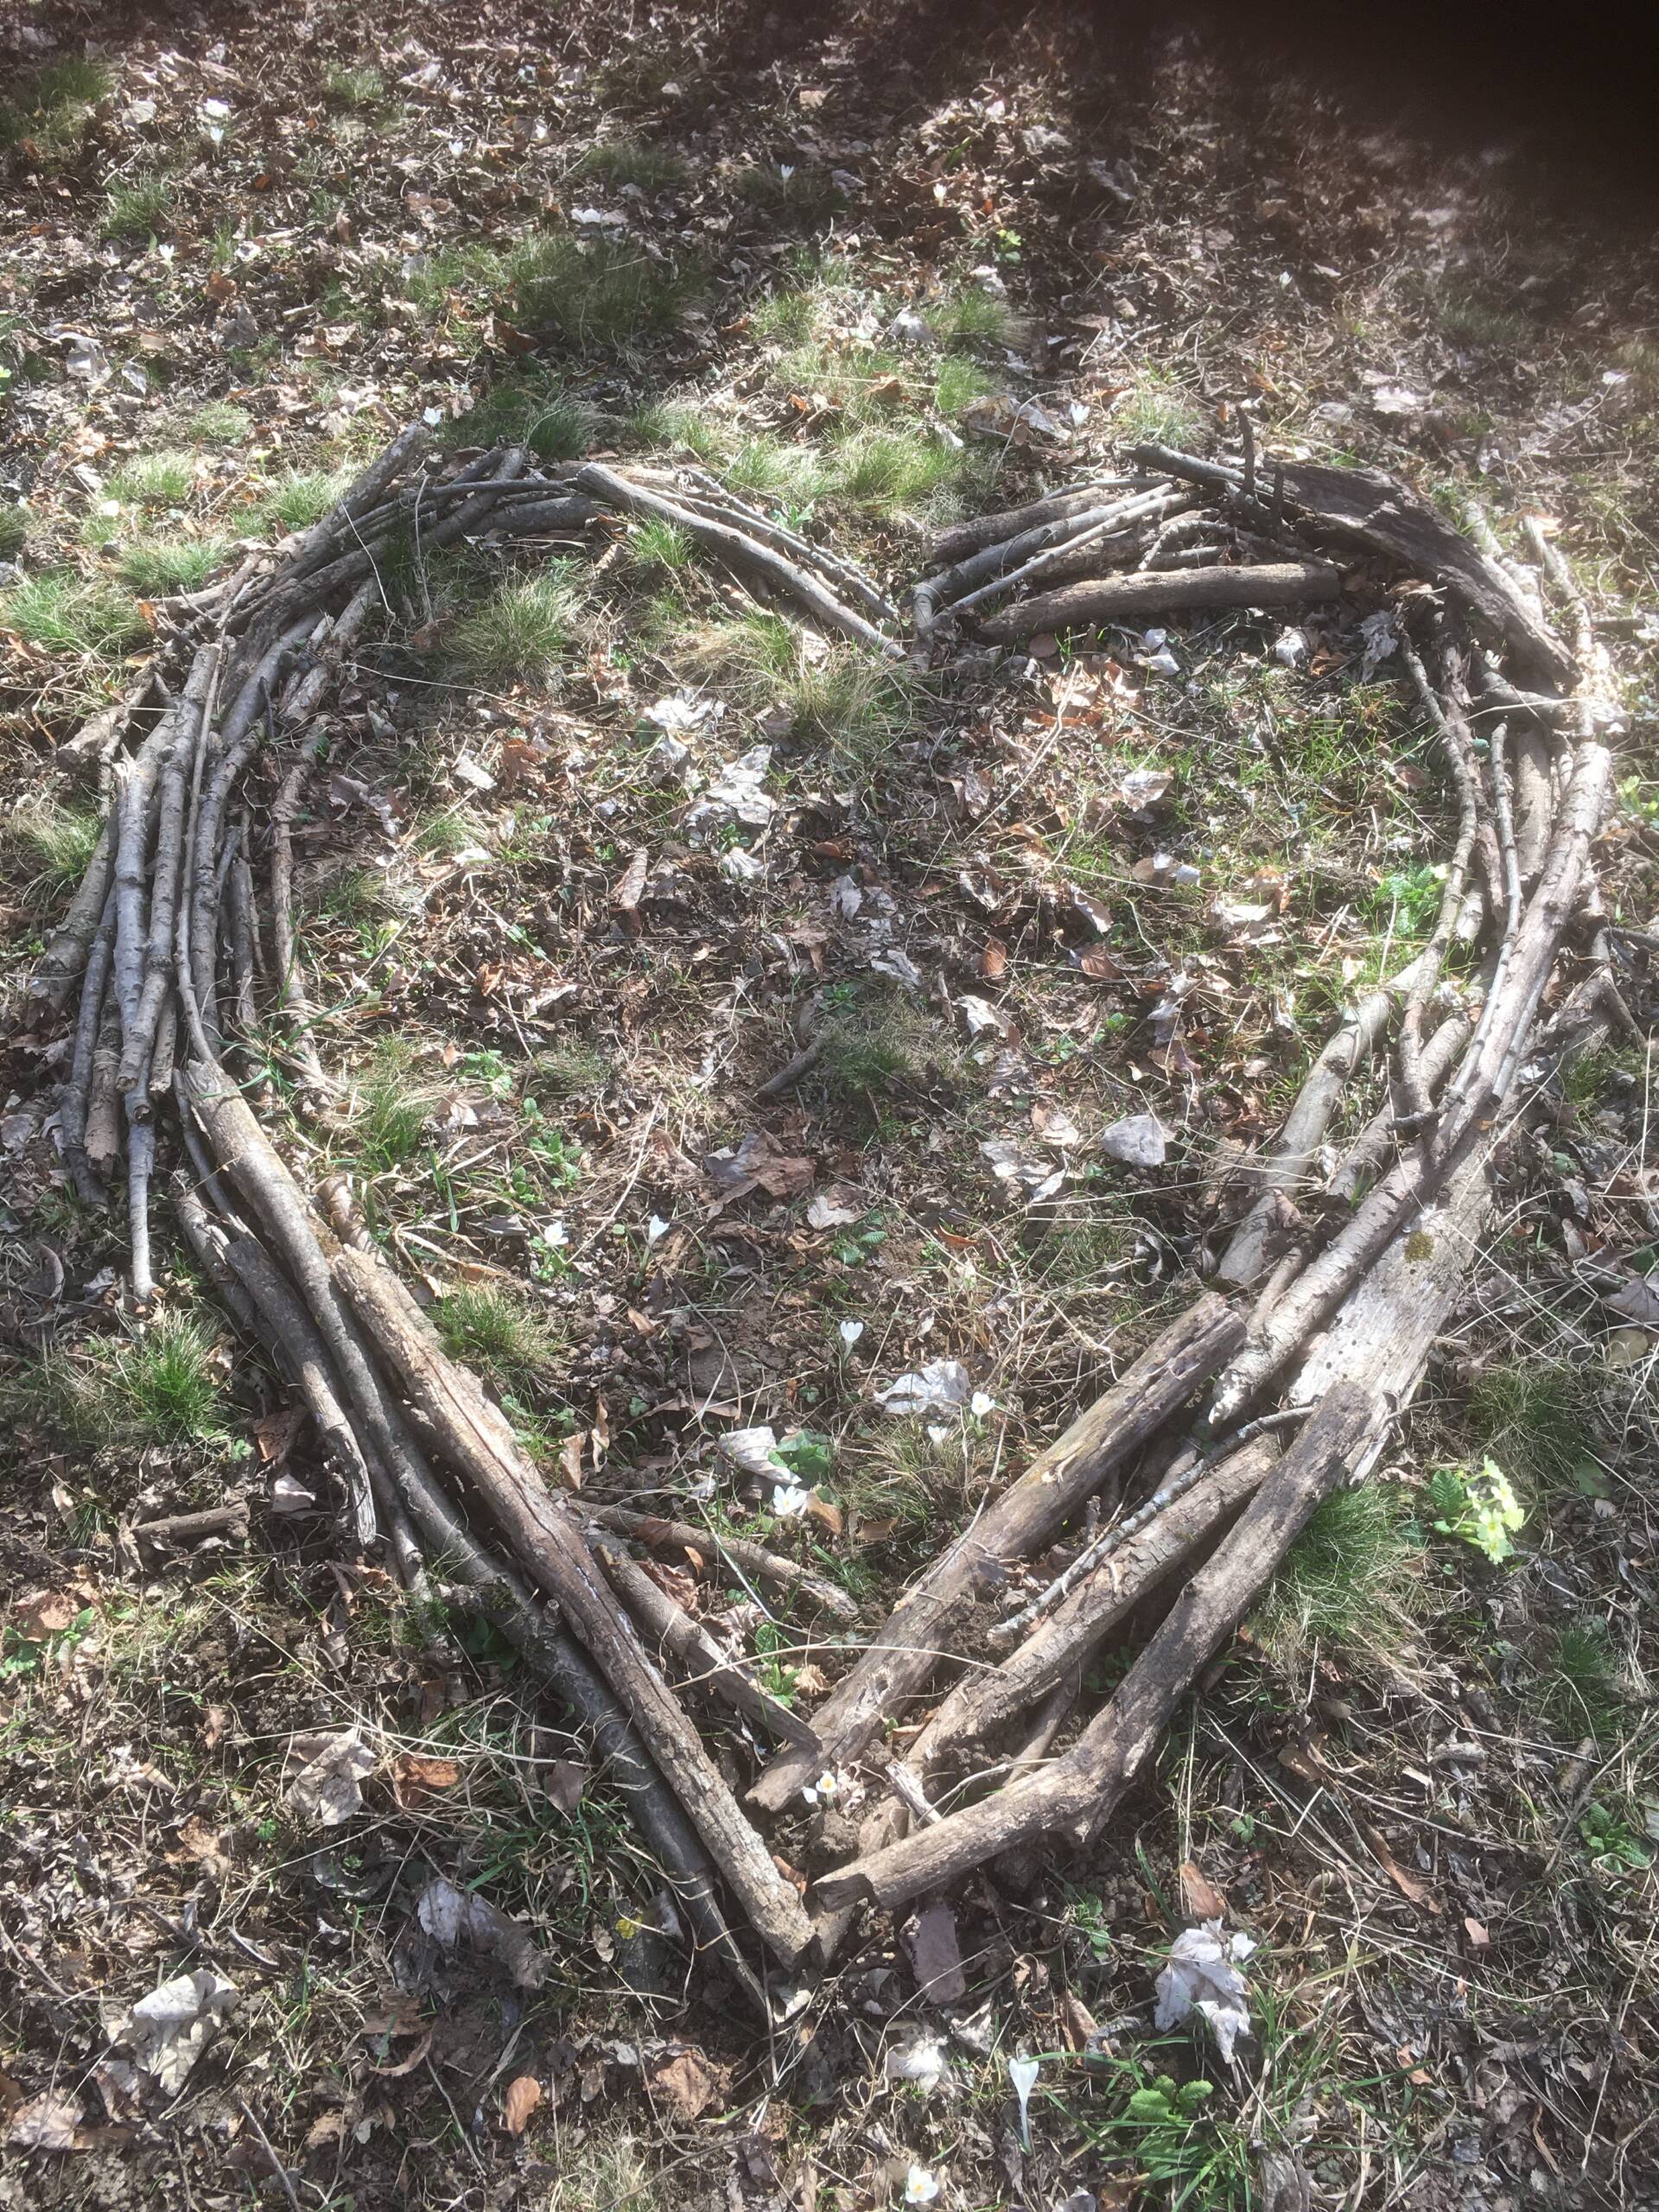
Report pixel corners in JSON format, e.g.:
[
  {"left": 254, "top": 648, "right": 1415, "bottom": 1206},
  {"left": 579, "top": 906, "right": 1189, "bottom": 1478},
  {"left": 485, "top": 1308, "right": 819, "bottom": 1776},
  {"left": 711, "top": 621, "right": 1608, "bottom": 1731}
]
[
  {"left": 0, "top": 58, "right": 112, "bottom": 152},
  {"left": 0, "top": 503, "right": 27, "bottom": 558},
  {"left": 820, "top": 426, "right": 965, "bottom": 515},
  {"left": 449, "top": 564, "right": 583, "bottom": 688},
  {"left": 575, "top": 137, "right": 688, "bottom": 192},
  {"left": 261, "top": 467, "right": 352, "bottom": 532},
  {"left": 101, "top": 171, "right": 171, "bottom": 241},
  {"left": 348, "top": 1039, "right": 442, "bottom": 1174},
  {"left": 818, "top": 986, "right": 960, "bottom": 1095},
  {"left": 531, "top": 1040, "right": 612, "bottom": 1097},
  {"left": 624, "top": 398, "right": 728, "bottom": 462},
  {"left": 1545, "top": 1621, "right": 1625, "bottom": 1745},
  {"left": 1469, "top": 1362, "right": 1592, "bottom": 1491},
  {"left": 435, "top": 1286, "right": 564, "bottom": 1394},
  {"left": 1252, "top": 1482, "right": 1423, "bottom": 1669},
  {"left": 722, "top": 435, "right": 826, "bottom": 505},
  {"left": 505, "top": 235, "right": 701, "bottom": 351},
  {"left": 185, "top": 400, "right": 253, "bottom": 446},
  {"left": 930, "top": 283, "right": 1020, "bottom": 350},
  {"left": 1111, "top": 365, "right": 1204, "bottom": 451},
  {"left": 4, "top": 799, "right": 105, "bottom": 904},
  {"left": 628, "top": 518, "right": 696, "bottom": 575},
  {"left": 684, "top": 611, "right": 918, "bottom": 773},
  {"left": 105, "top": 450, "right": 196, "bottom": 510},
  {"left": 448, "top": 378, "right": 592, "bottom": 461},
  {"left": 22, "top": 1315, "right": 226, "bottom": 1449},
  {"left": 1, "top": 572, "right": 146, "bottom": 656},
  {"left": 323, "top": 63, "right": 386, "bottom": 108},
  {"left": 734, "top": 163, "right": 842, "bottom": 220},
  {"left": 118, "top": 536, "right": 232, "bottom": 595}
]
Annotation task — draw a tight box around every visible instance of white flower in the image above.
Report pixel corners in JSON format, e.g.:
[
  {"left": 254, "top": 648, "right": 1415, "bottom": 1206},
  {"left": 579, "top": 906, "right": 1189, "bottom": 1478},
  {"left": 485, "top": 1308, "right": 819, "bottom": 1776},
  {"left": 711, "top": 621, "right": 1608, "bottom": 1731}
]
[
  {"left": 772, "top": 1481, "right": 811, "bottom": 1518},
  {"left": 969, "top": 1391, "right": 997, "bottom": 1421},
  {"left": 839, "top": 1319, "right": 866, "bottom": 1350},
  {"left": 1007, "top": 2054, "right": 1040, "bottom": 2146},
  {"left": 646, "top": 1214, "right": 671, "bottom": 1244},
  {"left": 542, "top": 1218, "right": 568, "bottom": 1249},
  {"left": 905, "top": 2164, "right": 940, "bottom": 2205},
  {"left": 800, "top": 1769, "right": 844, "bottom": 1808}
]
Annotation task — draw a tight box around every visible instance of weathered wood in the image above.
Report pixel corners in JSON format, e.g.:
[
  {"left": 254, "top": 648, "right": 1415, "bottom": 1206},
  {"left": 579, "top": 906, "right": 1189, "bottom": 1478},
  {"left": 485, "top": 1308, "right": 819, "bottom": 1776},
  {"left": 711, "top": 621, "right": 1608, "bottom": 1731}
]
[
  {"left": 908, "top": 1433, "right": 1279, "bottom": 1773},
  {"left": 813, "top": 1383, "right": 1371, "bottom": 1913},
  {"left": 930, "top": 483, "right": 1136, "bottom": 565},
  {"left": 591, "top": 1534, "right": 824, "bottom": 1754},
  {"left": 588, "top": 1503, "right": 860, "bottom": 1622},
  {"left": 332, "top": 1241, "right": 817, "bottom": 1968},
  {"left": 749, "top": 1295, "right": 1243, "bottom": 1815},
  {"left": 980, "top": 561, "right": 1340, "bottom": 643}
]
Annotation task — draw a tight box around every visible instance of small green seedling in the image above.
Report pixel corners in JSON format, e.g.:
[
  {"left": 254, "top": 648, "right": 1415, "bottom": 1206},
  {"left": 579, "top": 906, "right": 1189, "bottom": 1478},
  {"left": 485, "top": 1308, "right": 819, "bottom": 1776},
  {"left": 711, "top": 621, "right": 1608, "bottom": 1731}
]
[
  {"left": 1579, "top": 1800, "right": 1654, "bottom": 1877},
  {"left": 1427, "top": 1458, "right": 1525, "bottom": 1565}
]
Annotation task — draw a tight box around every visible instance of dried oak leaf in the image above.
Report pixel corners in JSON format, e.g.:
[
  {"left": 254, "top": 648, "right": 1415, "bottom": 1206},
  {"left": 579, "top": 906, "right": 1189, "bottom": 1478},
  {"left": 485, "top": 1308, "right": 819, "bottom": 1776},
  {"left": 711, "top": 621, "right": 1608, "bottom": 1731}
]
[{"left": 8, "top": 2090, "right": 84, "bottom": 2152}]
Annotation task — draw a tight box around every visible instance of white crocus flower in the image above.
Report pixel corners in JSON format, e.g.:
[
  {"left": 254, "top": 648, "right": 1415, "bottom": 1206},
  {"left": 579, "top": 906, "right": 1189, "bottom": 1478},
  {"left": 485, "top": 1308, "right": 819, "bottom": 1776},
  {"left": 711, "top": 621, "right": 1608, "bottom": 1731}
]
[
  {"left": 772, "top": 1480, "right": 811, "bottom": 1518},
  {"left": 905, "top": 2165, "right": 940, "bottom": 2205}
]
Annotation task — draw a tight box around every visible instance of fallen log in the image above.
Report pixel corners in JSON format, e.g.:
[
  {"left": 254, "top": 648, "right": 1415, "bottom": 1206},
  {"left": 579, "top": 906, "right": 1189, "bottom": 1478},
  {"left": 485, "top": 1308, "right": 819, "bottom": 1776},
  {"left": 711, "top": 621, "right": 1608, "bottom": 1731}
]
[
  {"left": 749, "top": 1294, "right": 1243, "bottom": 1814},
  {"left": 979, "top": 560, "right": 1341, "bottom": 643}
]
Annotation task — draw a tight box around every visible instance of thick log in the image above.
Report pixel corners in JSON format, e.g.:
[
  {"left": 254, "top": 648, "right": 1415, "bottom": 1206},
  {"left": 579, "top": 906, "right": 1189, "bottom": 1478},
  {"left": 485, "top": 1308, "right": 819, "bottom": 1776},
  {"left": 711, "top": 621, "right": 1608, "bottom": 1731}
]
[
  {"left": 981, "top": 561, "right": 1340, "bottom": 643},
  {"left": 749, "top": 1295, "right": 1243, "bottom": 1815},
  {"left": 331, "top": 1242, "right": 817, "bottom": 1968},
  {"left": 812, "top": 1383, "right": 1372, "bottom": 1913}
]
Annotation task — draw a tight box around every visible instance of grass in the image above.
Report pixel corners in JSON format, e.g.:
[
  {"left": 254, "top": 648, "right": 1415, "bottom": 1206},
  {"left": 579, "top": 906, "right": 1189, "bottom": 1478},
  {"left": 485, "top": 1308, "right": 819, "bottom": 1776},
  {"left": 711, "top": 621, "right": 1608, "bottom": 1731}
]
[
  {"left": 118, "top": 536, "right": 232, "bottom": 595},
  {"left": 1111, "top": 365, "right": 1205, "bottom": 450},
  {"left": 323, "top": 63, "right": 385, "bottom": 108},
  {"left": 185, "top": 400, "right": 253, "bottom": 445},
  {"left": 1251, "top": 1482, "right": 1423, "bottom": 1669},
  {"left": 531, "top": 1040, "right": 612, "bottom": 1097},
  {"left": 3, "top": 799, "right": 105, "bottom": 903},
  {"left": 930, "top": 283, "right": 1020, "bottom": 349},
  {"left": 448, "top": 564, "right": 584, "bottom": 687},
  {"left": 684, "top": 611, "right": 921, "bottom": 773},
  {"left": 1469, "top": 1361, "right": 1592, "bottom": 1491},
  {"left": 734, "top": 163, "right": 842, "bottom": 220},
  {"left": 575, "top": 137, "right": 688, "bottom": 192},
  {"left": 628, "top": 517, "right": 697, "bottom": 575},
  {"left": 435, "top": 1286, "right": 564, "bottom": 1394},
  {"left": 0, "top": 503, "right": 25, "bottom": 559},
  {"left": 822, "top": 425, "right": 965, "bottom": 514},
  {"left": 262, "top": 467, "right": 351, "bottom": 531},
  {"left": 1545, "top": 1621, "right": 1625, "bottom": 1744},
  {"left": 505, "top": 234, "right": 701, "bottom": 350},
  {"left": 350, "top": 1039, "right": 440, "bottom": 1173},
  {"left": 624, "top": 397, "right": 728, "bottom": 464},
  {"left": 105, "top": 450, "right": 196, "bottom": 509},
  {"left": 101, "top": 171, "right": 171, "bottom": 241},
  {"left": 22, "top": 1316, "right": 226, "bottom": 1449},
  {"left": 1, "top": 572, "right": 146, "bottom": 656},
  {"left": 0, "top": 58, "right": 111, "bottom": 152},
  {"left": 818, "top": 986, "right": 960, "bottom": 1095},
  {"left": 447, "top": 378, "right": 592, "bottom": 461}
]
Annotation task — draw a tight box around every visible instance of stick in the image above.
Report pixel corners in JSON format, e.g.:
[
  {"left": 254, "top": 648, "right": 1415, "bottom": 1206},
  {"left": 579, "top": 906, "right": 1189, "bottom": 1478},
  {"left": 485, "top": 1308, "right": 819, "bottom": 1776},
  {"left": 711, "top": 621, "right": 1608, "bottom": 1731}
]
[
  {"left": 590, "top": 1534, "right": 824, "bottom": 1752},
  {"left": 575, "top": 462, "right": 901, "bottom": 658},
  {"left": 588, "top": 1503, "right": 861, "bottom": 1622},
  {"left": 748, "top": 1295, "right": 1243, "bottom": 1814},
  {"left": 330, "top": 1240, "right": 816, "bottom": 1967},
  {"left": 812, "top": 1384, "right": 1371, "bottom": 1912},
  {"left": 931, "top": 483, "right": 1138, "bottom": 565},
  {"left": 979, "top": 561, "right": 1341, "bottom": 643}
]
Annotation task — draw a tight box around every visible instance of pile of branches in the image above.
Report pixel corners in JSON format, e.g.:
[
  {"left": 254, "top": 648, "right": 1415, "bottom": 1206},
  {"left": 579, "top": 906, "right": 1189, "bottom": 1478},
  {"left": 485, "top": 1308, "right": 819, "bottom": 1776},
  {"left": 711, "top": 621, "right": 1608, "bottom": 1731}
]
[{"left": 17, "top": 423, "right": 1627, "bottom": 2004}]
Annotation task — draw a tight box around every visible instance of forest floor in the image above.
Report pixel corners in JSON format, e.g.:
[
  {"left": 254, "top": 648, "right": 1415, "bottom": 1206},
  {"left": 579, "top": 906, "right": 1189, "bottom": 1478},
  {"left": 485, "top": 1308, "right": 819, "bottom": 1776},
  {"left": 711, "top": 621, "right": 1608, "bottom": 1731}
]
[{"left": 1, "top": 3, "right": 1656, "bottom": 2209}]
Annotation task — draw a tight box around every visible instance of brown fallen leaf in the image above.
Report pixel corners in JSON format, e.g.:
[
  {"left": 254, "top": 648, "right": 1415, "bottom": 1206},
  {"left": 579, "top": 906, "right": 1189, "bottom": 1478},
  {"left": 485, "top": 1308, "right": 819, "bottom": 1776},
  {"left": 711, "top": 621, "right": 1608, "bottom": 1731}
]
[
  {"left": 365, "top": 2029, "right": 433, "bottom": 2078},
  {"left": 502, "top": 2075, "right": 543, "bottom": 2135},
  {"left": 393, "top": 1755, "right": 461, "bottom": 1799},
  {"left": 613, "top": 846, "right": 650, "bottom": 914},
  {"left": 1463, "top": 1915, "right": 1491, "bottom": 1947},
  {"left": 253, "top": 1407, "right": 306, "bottom": 1465},
  {"left": 980, "top": 935, "right": 1008, "bottom": 981},
  {"left": 12, "top": 1589, "right": 80, "bottom": 1640},
  {"left": 804, "top": 1491, "right": 843, "bottom": 1537},
  {"left": 645, "top": 2047, "right": 727, "bottom": 2121},
  {"left": 902, "top": 1899, "right": 967, "bottom": 2004},
  {"left": 7, "top": 2089, "right": 84, "bottom": 2152},
  {"left": 543, "top": 1759, "right": 588, "bottom": 1815},
  {"left": 1179, "top": 1859, "right": 1227, "bottom": 1922}
]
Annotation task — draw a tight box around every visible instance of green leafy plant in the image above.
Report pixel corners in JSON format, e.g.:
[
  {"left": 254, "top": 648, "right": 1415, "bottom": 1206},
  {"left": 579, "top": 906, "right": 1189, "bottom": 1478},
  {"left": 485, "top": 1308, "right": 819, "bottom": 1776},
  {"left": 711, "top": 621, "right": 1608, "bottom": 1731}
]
[
  {"left": 1579, "top": 1799, "right": 1654, "bottom": 1876},
  {"left": 771, "top": 1430, "right": 834, "bottom": 1485},
  {"left": 1427, "top": 1459, "right": 1525, "bottom": 1564}
]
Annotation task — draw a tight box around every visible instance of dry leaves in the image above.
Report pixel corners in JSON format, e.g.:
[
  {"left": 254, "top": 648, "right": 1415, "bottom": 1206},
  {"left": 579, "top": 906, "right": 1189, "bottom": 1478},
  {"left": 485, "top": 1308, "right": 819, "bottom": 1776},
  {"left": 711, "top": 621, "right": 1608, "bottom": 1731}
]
[{"left": 502, "top": 2075, "right": 543, "bottom": 2134}]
